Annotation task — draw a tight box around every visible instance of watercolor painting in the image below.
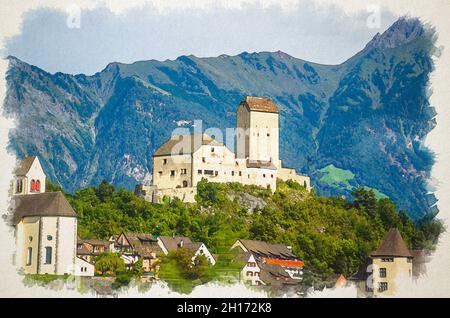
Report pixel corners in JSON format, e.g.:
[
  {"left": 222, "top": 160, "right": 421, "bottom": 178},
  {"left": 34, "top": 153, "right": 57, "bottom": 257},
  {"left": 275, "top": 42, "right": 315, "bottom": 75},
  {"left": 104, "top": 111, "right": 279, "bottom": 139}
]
[{"left": 0, "top": 0, "right": 449, "bottom": 300}]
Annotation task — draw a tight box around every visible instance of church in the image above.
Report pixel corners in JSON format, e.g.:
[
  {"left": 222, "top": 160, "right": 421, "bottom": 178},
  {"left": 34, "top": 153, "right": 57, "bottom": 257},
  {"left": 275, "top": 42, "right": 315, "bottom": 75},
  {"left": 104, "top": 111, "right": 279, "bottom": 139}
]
[
  {"left": 9, "top": 156, "right": 92, "bottom": 276},
  {"left": 136, "top": 96, "right": 311, "bottom": 203}
]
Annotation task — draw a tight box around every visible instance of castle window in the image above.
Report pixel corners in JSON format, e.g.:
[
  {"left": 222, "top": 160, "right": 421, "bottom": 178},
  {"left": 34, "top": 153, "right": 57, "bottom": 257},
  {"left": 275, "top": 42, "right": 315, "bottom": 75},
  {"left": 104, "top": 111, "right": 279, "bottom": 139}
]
[
  {"left": 239, "top": 171, "right": 242, "bottom": 176},
  {"left": 246, "top": 271, "right": 253, "bottom": 277},
  {"left": 181, "top": 169, "right": 187, "bottom": 175},
  {"left": 36, "top": 180, "right": 41, "bottom": 192},
  {"left": 26, "top": 247, "right": 32, "bottom": 266},
  {"left": 267, "top": 133, "right": 270, "bottom": 137},
  {"left": 182, "top": 180, "right": 188, "bottom": 188},
  {"left": 47, "top": 235, "right": 53, "bottom": 241},
  {"left": 215, "top": 171, "right": 218, "bottom": 176},
  {"left": 211, "top": 148, "right": 215, "bottom": 153},
  {"left": 163, "top": 159, "right": 168, "bottom": 165},
  {"left": 30, "top": 179, "right": 36, "bottom": 192},
  {"left": 271, "top": 174, "right": 274, "bottom": 178},
  {"left": 378, "top": 282, "right": 388, "bottom": 293},
  {"left": 204, "top": 170, "right": 214, "bottom": 176},
  {"left": 407, "top": 257, "right": 413, "bottom": 263},
  {"left": 158, "top": 171, "right": 162, "bottom": 176},
  {"left": 170, "top": 170, "right": 175, "bottom": 177},
  {"left": 45, "top": 247, "right": 52, "bottom": 264},
  {"left": 381, "top": 258, "right": 394, "bottom": 262},
  {"left": 248, "top": 174, "right": 250, "bottom": 178},
  {"left": 202, "top": 157, "right": 206, "bottom": 163},
  {"left": 198, "top": 170, "right": 202, "bottom": 175},
  {"left": 28, "top": 236, "right": 33, "bottom": 242},
  {"left": 263, "top": 174, "right": 266, "bottom": 178},
  {"left": 231, "top": 171, "right": 235, "bottom": 176},
  {"left": 379, "top": 268, "right": 387, "bottom": 278}
]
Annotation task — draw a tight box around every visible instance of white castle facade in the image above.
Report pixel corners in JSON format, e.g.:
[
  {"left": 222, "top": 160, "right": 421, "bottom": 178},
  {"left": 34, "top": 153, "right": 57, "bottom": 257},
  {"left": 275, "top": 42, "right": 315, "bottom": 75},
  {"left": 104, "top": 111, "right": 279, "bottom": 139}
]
[{"left": 136, "top": 96, "right": 311, "bottom": 203}]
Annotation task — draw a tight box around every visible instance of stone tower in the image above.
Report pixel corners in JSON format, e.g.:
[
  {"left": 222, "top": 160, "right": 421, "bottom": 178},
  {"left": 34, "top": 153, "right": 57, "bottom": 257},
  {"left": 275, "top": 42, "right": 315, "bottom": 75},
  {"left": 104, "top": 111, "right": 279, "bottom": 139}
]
[{"left": 236, "top": 96, "right": 279, "bottom": 167}]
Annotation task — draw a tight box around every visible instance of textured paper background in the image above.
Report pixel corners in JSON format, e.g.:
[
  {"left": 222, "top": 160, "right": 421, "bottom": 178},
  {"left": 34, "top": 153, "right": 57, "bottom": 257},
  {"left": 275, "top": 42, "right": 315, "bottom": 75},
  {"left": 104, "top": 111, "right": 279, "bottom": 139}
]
[{"left": 0, "top": 0, "right": 449, "bottom": 297}]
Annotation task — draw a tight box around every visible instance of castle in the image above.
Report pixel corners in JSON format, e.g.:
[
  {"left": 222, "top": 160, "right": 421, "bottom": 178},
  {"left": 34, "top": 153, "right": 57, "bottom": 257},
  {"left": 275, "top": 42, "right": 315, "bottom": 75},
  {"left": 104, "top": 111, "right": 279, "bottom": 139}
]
[{"left": 136, "top": 96, "right": 311, "bottom": 203}]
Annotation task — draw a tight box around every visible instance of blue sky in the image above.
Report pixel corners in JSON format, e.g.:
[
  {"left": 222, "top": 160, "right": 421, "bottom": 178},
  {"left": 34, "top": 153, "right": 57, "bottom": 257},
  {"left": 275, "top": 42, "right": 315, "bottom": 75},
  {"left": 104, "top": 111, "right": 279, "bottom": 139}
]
[{"left": 4, "top": 1, "right": 398, "bottom": 75}]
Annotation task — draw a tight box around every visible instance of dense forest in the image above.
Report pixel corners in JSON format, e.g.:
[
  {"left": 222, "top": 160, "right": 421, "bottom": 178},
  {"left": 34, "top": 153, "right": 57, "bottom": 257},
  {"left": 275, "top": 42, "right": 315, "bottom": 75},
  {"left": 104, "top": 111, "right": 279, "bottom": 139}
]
[{"left": 46, "top": 177, "right": 443, "bottom": 283}]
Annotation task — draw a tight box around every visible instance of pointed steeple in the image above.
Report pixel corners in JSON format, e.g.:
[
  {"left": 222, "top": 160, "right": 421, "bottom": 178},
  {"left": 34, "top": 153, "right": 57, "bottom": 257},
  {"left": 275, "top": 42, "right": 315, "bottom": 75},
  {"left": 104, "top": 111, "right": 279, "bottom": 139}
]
[{"left": 371, "top": 228, "right": 413, "bottom": 258}]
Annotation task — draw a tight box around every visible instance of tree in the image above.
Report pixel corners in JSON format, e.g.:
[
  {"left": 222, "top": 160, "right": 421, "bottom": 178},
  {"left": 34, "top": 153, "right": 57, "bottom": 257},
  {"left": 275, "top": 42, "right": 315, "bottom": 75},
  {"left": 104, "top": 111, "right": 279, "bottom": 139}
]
[
  {"left": 95, "top": 253, "right": 125, "bottom": 276},
  {"left": 96, "top": 180, "right": 115, "bottom": 202},
  {"left": 195, "top": 179, "right": 226, "bottom": 206},
  {"left": 45, "top": 179, "right": 64, "bottom": 193},
  {"left": 132, "top": 259, "right": 144, "bottom": 277},
  {"left": 352, "top": 188, "right": 377, "bottom": 217}
]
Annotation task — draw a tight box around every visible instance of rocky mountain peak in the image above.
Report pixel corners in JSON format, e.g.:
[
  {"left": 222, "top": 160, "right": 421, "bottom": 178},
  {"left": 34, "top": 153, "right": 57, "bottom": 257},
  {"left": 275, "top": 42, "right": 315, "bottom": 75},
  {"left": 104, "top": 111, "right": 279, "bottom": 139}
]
[{"left": 364, "top": 17, "right": 425, "bottom": 50}]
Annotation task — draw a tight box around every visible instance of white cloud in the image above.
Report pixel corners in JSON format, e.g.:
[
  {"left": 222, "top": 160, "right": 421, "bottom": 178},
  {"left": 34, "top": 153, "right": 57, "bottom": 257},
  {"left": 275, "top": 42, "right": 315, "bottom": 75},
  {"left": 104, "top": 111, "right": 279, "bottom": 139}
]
[{"left": 2, "top": 0, "right": 397, "bottom": 75}]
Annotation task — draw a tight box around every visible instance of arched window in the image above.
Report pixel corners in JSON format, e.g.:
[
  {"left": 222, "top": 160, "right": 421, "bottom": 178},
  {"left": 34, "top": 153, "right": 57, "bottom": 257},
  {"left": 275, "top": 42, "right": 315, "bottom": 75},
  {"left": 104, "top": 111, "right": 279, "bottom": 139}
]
[
  {"left": 45, "top": 246, "right": 52, "bottom": 264},
  {"left": 30, "top": 179, "right": 36, "bottom": 192},
  {"left": 182, "top": 180, "right": 188, "bottom": 188},
  {"left": 26, "top": 247, "right": 32, "bottom": 266},
  {"left": 35, "top": 180, "right": 41, "bottom": 192},
  {"left": 16, "top": 179, "right": 23, "bottom": 193}
]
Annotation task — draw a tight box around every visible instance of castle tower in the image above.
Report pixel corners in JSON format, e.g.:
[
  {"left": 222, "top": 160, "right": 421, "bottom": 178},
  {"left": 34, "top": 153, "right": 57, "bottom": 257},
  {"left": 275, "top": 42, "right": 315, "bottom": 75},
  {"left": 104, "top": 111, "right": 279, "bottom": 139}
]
[{"left": 236, "top": 96, "right": 279, "bottom": 167}]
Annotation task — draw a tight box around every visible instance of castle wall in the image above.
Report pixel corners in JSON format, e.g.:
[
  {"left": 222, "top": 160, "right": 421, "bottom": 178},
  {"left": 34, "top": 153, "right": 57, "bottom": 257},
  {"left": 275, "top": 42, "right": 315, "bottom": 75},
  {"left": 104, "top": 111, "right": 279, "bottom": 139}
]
[
  {"left": 248, "top": 111, "right": 279, "bottom": 167},
  {"left": 278, "top": 162, "right": 311, "bottom": 190},
  {"left": 153, "top": 154, "right": 192, "bottom": 189}
]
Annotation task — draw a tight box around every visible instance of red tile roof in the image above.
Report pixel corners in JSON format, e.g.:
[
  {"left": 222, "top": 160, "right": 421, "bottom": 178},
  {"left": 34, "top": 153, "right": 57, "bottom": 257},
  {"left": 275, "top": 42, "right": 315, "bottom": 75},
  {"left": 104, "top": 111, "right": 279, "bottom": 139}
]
[
  {"left": 264, "top": 258, "right": 304, "bottom": 267},
  {"left": 240, "top": 96, "right": 278, "bottom": 113}
]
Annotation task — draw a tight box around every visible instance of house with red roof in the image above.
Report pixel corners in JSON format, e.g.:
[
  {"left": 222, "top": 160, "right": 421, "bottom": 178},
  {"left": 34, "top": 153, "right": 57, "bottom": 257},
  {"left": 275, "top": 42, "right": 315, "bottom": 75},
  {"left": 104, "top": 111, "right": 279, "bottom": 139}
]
[{"left": 231, "top": 239, "right": 304, "bottom": 287}]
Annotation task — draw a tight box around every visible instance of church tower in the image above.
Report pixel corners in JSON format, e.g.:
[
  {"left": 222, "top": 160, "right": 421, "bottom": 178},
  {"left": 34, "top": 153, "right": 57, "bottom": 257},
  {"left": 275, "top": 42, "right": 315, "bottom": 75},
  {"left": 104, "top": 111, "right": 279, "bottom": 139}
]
[{"left": 236, "top": 96, "right": 279, "bottom": 167}]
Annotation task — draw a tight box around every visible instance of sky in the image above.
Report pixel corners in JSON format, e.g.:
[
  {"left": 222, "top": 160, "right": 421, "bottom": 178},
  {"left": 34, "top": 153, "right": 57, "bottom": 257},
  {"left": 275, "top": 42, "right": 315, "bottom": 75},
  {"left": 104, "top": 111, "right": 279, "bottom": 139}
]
[{"left": 2, "top": 0, "right": 398, "bottom": 75}]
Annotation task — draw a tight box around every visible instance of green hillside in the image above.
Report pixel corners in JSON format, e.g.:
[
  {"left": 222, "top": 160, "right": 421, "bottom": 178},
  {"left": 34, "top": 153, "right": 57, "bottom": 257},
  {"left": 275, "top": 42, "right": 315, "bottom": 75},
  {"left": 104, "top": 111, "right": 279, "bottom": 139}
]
[{"left": 54, "top": 178, "right": 442, "bottom": 289}]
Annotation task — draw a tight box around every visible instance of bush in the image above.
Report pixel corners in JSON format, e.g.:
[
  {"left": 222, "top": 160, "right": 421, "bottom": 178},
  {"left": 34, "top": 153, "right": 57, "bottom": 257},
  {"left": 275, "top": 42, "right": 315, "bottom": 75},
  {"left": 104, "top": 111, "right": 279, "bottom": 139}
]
[{"left": 95, "top": 253, "right": 126, "bottom": 276}]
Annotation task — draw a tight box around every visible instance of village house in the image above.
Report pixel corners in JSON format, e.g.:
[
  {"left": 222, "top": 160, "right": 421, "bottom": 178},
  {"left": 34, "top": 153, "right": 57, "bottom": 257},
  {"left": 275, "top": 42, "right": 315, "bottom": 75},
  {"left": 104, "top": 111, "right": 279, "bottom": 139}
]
[
  {"left": 10, "top": 156, "right": 93, "bottom": 277},
  {"left": 231, "top": 239, "right": 304, "bottom": 287},
  {"left": 136, "top": 96, "right": 311, "bottom": 203},
  {"left": 76, "top": 238, "right": 112, "bottom": 263},
  {"left": 114, "top": 232, "right": 162, "bottom": 281},
  {"left": 75, "top": 256, "right": 95, "bottom": 277},
  {"left": 157, "top": 235, "right": 216, "bottom": 265}
]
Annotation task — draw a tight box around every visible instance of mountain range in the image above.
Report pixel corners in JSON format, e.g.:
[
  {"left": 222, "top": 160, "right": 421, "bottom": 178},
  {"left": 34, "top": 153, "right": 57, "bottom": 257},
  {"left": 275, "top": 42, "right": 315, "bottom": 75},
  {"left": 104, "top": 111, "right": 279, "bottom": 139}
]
[{"left": 4, "top": 18, "right": 438, "bottom": 219}]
